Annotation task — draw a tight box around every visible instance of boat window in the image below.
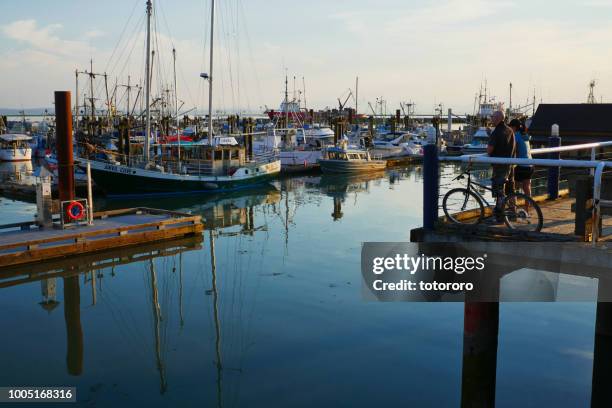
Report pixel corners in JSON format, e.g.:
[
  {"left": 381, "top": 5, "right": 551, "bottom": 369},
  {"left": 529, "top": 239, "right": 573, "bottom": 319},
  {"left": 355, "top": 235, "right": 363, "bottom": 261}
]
[
  {"left": 347, "top": 154, "right": 359, "bottom": 160},
  {"left": 231, "top": 149, "right": 239, "bottom": 159},
  {"left": 214, "top": 150, "right": 222, "bottom": 160},
  {"left": 339, "top": 153, "right": 348, "bottom": 160},
  {"left": 205, "top": 150, "right": 212, "bottom": 160}
]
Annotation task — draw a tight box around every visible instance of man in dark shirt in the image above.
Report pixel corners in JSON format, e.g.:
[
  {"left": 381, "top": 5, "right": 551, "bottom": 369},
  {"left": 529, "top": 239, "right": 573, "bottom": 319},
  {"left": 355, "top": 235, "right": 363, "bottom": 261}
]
[{"left": 487, "top": 110, "right": 516, "bottom": 217}]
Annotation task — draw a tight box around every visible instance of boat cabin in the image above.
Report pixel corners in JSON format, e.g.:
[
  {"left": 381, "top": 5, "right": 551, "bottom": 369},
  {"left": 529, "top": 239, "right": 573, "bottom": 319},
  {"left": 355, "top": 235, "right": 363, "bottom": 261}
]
[
  {"left": 0, "top": 134, "right": 32, "bottom": 149},
  {"left": 324, "top": 146, "right": 372, "bottom": 161},
  {"left": 162, "top": 137, "right": 250, "bottom": 175}
]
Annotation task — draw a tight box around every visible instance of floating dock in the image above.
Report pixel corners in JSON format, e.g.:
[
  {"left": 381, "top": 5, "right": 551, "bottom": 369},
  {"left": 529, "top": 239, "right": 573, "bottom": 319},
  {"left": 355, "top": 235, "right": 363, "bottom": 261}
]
[
  {"left": 0, "top": 207, "right": 203, "bottom": 268},
  {"left": 0, "top": 234, "right": 202, "bottom": 288}
]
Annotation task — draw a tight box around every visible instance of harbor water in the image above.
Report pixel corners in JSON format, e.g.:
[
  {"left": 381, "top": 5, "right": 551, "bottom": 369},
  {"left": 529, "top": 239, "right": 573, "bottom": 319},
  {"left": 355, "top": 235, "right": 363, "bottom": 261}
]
[{"left": 0, "top": 165, "right": 597, "bottom": 407}]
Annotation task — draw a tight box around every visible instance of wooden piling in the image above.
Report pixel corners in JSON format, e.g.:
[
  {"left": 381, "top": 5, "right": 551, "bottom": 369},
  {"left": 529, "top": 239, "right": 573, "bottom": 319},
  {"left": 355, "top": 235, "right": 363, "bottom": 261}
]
[{"left": 55, "top": 91, "right": 75, "bottom": 203}]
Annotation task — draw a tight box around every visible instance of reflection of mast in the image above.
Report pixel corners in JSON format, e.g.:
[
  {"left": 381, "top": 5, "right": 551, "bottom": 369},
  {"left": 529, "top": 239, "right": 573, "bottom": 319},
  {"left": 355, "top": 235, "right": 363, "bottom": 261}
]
[
  {"left": 284, "top": 189, "right": 290, "bottom": 251},
  {"left": 90, "top": 270, "right": 97, "bottom": 305},
  {"left": 179, "top": 252, "right": 184, "bottom": 328},
  {"left": 150, "top": 258, "right": 167, "bottom": 394},
  {"left": 209, "top": 231, "right": 223, "bottom": 408}
]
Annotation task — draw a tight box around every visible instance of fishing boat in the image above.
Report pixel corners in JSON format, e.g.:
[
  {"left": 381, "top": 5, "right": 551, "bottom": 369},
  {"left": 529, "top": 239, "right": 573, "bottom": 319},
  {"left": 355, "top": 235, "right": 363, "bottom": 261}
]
[
  {"left": 82, "top": 136, "right": 280, "bottom": 197},
  {"left": 279, "top": 126, "right": 335, "bottom": 172},
  {"left": 0, "top": 134, "right": 32, "bottom": 161},
  {"left": 461, "top": 127, "right": 490, "bottom": 154},
  {"left": 318, "top": 143, "right": 386, "bottom": 174},
  {"left": 80, "top": 0, "right": 281, "bottom": 196}
]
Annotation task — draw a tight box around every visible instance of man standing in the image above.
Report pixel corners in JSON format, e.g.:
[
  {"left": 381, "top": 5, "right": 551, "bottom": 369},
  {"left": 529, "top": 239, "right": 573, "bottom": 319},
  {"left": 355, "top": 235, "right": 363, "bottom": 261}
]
[{"left": 487, "top": 110, "right": 516, "bottom": 219}]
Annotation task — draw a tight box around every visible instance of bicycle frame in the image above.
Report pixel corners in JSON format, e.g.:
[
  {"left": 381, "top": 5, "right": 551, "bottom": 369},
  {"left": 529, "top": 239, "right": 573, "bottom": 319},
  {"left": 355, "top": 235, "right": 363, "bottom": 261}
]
[{"left": 455, "top": 171, "right": 494, "bottom": 208}]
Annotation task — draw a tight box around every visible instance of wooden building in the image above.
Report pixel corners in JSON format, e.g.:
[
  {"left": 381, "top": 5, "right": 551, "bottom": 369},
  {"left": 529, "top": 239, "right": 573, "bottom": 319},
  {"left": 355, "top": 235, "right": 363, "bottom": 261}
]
[{"left": 528, "top": 104, "right": 612, "bottom": 145}]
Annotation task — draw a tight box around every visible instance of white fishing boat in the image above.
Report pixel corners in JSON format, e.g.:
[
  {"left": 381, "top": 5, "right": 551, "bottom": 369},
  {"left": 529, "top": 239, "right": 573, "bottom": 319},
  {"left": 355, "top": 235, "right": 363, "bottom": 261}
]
[
  {"left": 461, "top": 127, "right": 490, "bottom": 154},
  {"left": 304, "top": 124, "right": 334, "bottom": 139},
  {"left": 0, "top": 134, "right": 32, "bottom": 162},
  {"left": 318, "top": 142, "right": 386, "bottom": 174}
]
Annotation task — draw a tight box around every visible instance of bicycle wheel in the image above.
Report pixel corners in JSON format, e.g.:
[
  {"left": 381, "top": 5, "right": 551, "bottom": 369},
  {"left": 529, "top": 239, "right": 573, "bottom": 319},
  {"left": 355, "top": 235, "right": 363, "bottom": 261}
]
[
  {"left": 442, "top": 188, "right": 485, "bottom": 225},
  {"left": 502, "top": 192, "right": 543, "bottom": 232}
]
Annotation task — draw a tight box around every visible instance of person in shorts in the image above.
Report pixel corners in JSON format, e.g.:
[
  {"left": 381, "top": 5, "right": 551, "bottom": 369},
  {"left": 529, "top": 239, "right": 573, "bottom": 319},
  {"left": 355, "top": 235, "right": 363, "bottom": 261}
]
[{"left": 509, "top": 119, "right": 533, "bottom": 201}]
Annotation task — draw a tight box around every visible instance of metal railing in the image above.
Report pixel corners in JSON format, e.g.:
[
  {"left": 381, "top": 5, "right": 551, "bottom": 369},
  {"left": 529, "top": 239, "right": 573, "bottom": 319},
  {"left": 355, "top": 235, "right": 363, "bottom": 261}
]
[{"left": 435, "top": 140, "right": 612, "bottom": 244}]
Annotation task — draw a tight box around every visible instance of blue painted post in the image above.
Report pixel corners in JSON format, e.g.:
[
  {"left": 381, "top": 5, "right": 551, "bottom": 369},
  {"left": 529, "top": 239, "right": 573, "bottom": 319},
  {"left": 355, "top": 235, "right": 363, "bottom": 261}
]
[
  {"left": 547, "top": 124, "right": 561, "bottom": 200},
  {"left": 423, "top": 144, "right": 439, "bottom": 229}
]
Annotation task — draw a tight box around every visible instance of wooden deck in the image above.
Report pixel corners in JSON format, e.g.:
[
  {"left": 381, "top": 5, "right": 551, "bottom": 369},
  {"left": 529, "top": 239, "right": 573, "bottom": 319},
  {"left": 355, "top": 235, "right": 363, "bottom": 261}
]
[
  {"left": 411, "top": 191, "right": 612, "bottom": 242},
  {"left": 0, "top": 207, "right": 203, "bottom": 268}
]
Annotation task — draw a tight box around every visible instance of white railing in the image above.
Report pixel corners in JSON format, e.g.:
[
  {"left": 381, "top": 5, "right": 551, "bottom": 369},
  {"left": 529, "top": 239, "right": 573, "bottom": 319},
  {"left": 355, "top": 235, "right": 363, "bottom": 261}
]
[{"left": 441, "top": 140, "right": 612, "bottom": 244}]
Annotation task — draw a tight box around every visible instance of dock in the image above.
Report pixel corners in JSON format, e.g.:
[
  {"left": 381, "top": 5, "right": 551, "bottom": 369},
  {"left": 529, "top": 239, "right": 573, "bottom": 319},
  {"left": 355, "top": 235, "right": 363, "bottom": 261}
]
[
  {"left": 411, "top": 137, "right": 612, "bottom": 244},
  {"left": 412, "top": 190, "right": 612, "bottom": 242},
  {"left": 0, "top": 207, "right": 203, "bottom": 268}
]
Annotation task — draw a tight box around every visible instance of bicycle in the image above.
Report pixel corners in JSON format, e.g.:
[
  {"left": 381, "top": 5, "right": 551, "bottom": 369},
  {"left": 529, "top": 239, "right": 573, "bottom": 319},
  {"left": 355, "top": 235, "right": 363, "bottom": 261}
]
[{"left": 442, "top": 166, "right": 544, "bottom": 232}]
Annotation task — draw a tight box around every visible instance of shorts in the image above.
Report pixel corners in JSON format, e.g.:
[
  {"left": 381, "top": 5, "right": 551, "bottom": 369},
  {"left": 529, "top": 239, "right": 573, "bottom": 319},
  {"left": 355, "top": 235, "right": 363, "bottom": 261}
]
[{"left": 514, "top": 166, "right": 534, "bottom": 182}]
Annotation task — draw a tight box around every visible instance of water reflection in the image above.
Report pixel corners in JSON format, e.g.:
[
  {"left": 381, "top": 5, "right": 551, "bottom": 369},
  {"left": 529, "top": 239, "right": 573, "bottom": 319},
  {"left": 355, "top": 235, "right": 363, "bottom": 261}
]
[{"left": 0, "top": 166, "right": 600, "bottom": 406}]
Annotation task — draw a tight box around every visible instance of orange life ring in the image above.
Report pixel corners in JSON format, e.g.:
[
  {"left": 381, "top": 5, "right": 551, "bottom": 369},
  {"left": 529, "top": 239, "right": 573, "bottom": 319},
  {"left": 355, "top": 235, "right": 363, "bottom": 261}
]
[{"left": 66, "top": 201, "right": 86, "bottom": 221}]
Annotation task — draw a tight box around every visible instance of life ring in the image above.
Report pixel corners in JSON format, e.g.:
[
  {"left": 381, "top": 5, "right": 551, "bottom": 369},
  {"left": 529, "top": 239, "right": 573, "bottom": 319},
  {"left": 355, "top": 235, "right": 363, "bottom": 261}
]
[{"left": 66, "top": 201, "right": 86, "bottom": 221}]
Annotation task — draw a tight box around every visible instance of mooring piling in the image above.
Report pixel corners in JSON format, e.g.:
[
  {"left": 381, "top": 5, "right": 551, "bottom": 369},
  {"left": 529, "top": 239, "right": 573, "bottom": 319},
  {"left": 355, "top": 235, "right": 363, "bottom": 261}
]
[
  {"left": 55, "top": 91, "right": 75, "bottom": 203},
  {"left": 547, "top": 124, "right": 561, "bottom": 200}
]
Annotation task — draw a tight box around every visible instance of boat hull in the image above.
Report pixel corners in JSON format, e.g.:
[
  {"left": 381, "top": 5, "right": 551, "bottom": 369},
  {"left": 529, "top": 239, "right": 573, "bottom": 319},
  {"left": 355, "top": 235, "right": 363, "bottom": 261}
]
[
  {"left": 280, "top": 150, "right": 322, "bottom": 172},
  {"left": 84, "top": 159, "right": 281, "bottom": 197},
  {"left": 318, "top": 159, "right": 387, "bottom": 174},
  {"left": 0, "top": 148, "right": 32, "bottom": 162}
]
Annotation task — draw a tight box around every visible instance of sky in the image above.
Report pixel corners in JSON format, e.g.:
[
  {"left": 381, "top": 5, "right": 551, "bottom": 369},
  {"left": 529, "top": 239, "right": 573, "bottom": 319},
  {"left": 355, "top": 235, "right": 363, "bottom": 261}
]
[{"left": 0, "top": 0, "right": 611, "bottom": 115}]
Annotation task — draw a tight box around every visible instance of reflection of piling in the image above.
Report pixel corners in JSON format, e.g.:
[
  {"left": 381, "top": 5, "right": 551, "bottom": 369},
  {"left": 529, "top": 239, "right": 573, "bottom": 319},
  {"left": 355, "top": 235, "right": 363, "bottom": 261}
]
[
  {"left": 55, "top": 91, "right": 75, "bottom": 202},
  {"left": 461, "top": 302, "right": 499, "bottom": 408},
  {"left": 591, "top": 279, "right": 612, "bottom": 406},
  {"left": 423, "top": 145, "right": 439, "bottom": 229},
  {"left": 332, "top": 197, "right": 343, "bottom": 221},
  {"left": 63, "top": 276, "right": 83, "bottom": 376}
]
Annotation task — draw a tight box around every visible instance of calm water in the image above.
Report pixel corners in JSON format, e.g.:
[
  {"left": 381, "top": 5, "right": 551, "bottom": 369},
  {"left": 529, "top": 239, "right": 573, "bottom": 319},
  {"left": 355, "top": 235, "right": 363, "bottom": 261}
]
[{"left": 0, "top": 165, "right": 598, "bottom": 407}]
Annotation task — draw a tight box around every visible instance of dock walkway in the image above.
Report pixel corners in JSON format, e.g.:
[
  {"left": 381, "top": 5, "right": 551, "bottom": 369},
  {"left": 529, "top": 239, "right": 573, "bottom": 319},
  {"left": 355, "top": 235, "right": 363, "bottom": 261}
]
[{"left": 413, "top": 193, "right": 612, "bottom": 242}]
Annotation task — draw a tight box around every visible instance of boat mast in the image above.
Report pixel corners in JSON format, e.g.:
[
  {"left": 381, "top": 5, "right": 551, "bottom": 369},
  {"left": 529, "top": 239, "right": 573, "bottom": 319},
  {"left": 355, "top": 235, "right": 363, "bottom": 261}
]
[
  {"left": 207, "top": 0, "right": 215, "bottom": 146},
  {"left": 144, "top": 0, "right": 153, "bottom": 162},
  {"left": 75, "top": 70, "right": 79, "bottom": 131},
  {"left": 89, "top": 59, "right": 95, "bottom": 128},
  {"left": 173, "top": 48, "right": 181, "bottom": 167},
  {"left": 284, "top": 74, "right": 289, "bottom": 128},
  {"left": 355, "top": 76, "right": 359, "bottom": 115},
  {"left": 302, "top": 76, "right": 307, "bottom": 111}
]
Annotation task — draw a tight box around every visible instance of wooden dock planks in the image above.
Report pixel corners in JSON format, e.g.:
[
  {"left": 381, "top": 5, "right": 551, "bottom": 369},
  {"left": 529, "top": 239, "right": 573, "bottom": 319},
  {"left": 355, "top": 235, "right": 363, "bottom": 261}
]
[{"left": 0, "top": 207, "right": 203, "bottom": 268}]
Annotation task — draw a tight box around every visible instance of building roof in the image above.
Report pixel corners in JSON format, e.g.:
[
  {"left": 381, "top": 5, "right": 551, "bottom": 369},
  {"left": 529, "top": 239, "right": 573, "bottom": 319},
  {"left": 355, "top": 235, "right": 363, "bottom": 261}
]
[{"left": 529, "top": 104, "right": 612, "bottom": 142}]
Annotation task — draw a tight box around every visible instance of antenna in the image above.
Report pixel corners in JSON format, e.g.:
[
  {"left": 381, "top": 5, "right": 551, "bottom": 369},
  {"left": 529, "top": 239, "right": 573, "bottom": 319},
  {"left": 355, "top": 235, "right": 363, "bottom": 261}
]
[{"left": 587, "top": 80, "right": 597, "bottom": 104}]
